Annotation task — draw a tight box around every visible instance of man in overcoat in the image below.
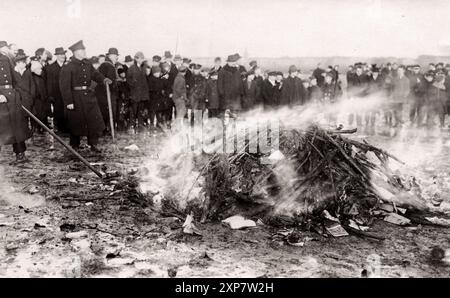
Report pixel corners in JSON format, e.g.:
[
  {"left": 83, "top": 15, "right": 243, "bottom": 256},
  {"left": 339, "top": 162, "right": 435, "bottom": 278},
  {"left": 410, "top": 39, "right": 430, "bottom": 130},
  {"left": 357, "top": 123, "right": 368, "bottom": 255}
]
[
  {"left": 95, "top": 47, "right": 120, "bottom": 132},
  {"left": 0, "top": 41, "right": 33, "bottom": 163},
  {"left": 217, "top": 54, "right": 246, "bottom": 115},
  {"left": 126, "top": 51, "right": 149, "bottom": 130},
  {"left": 46, "top": 47, "right": 68, "bottom": 133},
  {"left": 59, "top": 40, "right": 112, "bottom": 152}
]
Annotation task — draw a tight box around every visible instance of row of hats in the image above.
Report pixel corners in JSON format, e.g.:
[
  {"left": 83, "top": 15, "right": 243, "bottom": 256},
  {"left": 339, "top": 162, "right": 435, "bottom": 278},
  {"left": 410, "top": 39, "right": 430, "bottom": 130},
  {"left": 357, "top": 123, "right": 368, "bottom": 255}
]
[{"left": 424, "top": 69, "right": 447, "bottom": 77}]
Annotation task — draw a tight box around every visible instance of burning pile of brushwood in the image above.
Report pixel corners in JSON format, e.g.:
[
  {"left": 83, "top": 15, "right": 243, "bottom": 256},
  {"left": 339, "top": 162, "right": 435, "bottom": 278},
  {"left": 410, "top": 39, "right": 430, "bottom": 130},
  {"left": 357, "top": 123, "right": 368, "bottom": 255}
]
[{"left": 194, "top": 124, "right": 430, "bottom": 226}]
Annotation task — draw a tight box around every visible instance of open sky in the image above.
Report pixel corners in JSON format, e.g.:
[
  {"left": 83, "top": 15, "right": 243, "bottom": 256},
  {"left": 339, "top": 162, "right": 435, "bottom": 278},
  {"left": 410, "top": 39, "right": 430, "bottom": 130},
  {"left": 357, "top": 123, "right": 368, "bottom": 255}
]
[{"left": 1, "top": 0, "right": 450, "bottom": 59}]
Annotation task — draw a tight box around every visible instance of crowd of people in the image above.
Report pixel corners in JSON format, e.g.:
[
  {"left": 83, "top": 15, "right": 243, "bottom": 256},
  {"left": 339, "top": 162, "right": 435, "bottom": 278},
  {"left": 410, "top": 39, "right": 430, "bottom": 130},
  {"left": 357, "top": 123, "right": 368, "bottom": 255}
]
[{"left": 1, "top": 39, "right": 450, "bottom": 164}]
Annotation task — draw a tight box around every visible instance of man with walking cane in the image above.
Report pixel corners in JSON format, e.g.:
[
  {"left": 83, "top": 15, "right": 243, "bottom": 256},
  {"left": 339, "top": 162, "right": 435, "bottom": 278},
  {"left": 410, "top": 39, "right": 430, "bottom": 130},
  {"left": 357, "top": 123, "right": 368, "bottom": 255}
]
[
  {"left": 95, "top": 47, "right": 120, "bottom": 136},
  {"left": 59, "top": 40, "right": 112, "bottom": 153}
]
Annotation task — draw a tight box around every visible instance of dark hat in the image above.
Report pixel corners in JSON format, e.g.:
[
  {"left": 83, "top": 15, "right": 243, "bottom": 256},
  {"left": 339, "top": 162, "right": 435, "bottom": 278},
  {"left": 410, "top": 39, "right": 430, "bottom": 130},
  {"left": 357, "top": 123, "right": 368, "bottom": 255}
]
[
  {"left": 226, "top": 54, "right": 239, "bottom": 62},
  {"left": 14, "top": 54, "right": 28, "bottom": 63},
  {"left": 193, "top": 64, "right": 202, "bottom": 70},
  {"left": 249, "top": 60, "right": 257, "bottom": 67},
  {"left": 164, "top": 50, "right": 173, "bottom": 59},
  {"left": 189, "top": 63, "right": 196, "bottom": 69},
  {"left": 90, "top": 56, "right": 99, "bottom": 64},
  {"left": 152, "top": 55, "right": 162, "bottom": 62},
  {"left": 288, "top": 65, "right": 298, "bottom": 73},
  {"left": 372, "top": 66, "right": 380, "bottom": 72},
  {"left": 233, "top": 53, "right": 242, "bottom": 60},
  {"left": 98, "top": 54, "right": 106, "bottom": 58},
  {"left": 106, "top": 47, "right": 119, "bottom": 55},
  {"left": 17, "top": 49, "right": 26, "bottom": 56},
  {"left": 151, "top": 66, "right": 161, "bottom": 73},
  {"left": 173, "top": 54, "right": 182, "bottom": 61},
  {"left": 124, "top": 55, "right": 133, "bottom": 63},
  {"left": 35, "top": 47, "right": 45, "bottom": 56},
  {"left": 0, "top": 41, "right": 8, "bottom": 48},
  {"left": 214, "top": 57, "right": 221, "bottom": 62},
  {"left": 182, "top": 57, "right": 191, "bottom": 64},
  {"left": 68, "top": 40, "right": 85, "bottom": 52},
  {"left": 54, "top": 47, "right": 67, "bottom": 55},
  {"left": 445, "top": 63, "right": 450, "bottom": 68},
  {"left": 30, "top": 56, "right": 40, "bottom": 62},
  {"left": 178, "top": 65, "right": 187, "bottom": 72},
  {"left": 267, "top": 71, "right": 277, "bottom": 77},
  {"left": 118, "top": 67, "right": 126, "bottom": 75}
]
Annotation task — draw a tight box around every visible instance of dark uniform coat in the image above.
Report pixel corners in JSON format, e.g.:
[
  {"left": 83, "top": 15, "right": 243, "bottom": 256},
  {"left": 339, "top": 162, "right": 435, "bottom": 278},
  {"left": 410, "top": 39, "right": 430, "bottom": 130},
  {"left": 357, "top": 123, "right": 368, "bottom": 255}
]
[
  {"left": 0, "top": 54, "right": 32, "bottom": 145},
  {"left": 147, "top": 75, "right": 170, "bottom": 111},
  {"left": 217, "top": 64, "right": 245, "bottom": 110},
  {"left": 167, "top": 62, "right": 178, "bottom": 89},
  {"left": 261, "top": 79, "right": 281, "bottom": 109},
  {"left": 95, "top": 57, "right": 119, "bottom": 123},
  {"left": 206, "top": 78, "right": 220, "bottom": 110},
  {"left": 126, "top": 62, "right": 149, "bottom": 103},
  {"left": 189, "top": 74, "right": 207, "bottom": 110},
  {"left": 313, "top": 67, "right": 325, "bottom": 87},
  {"left": 185, "top": 68, "right": 194, "bottom": 96},
  {"left": 280, "top": 76, "right": 304, "bottom": 107},
  {"left": 59, "top": 57, "right": 106, "bottom": 137},
  {"left": 46, "top": 61, "right": 68, "bottom": 132},
  {"left": 31, "top": 72, "right": 50, "bottom": 121},
  {"left": 14, "top": 69, "right": 34, "bottom": 108},
  {"left": 243, "top": 77, "right": 262, "bottom": 110}
]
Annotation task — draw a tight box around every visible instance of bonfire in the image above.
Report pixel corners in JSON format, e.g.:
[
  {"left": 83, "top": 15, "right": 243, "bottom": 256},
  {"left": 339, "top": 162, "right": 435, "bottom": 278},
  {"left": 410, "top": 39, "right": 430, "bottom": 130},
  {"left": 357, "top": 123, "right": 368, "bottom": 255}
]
[{"left": 144, "top": 123, "right": 436, "bottom": 231}]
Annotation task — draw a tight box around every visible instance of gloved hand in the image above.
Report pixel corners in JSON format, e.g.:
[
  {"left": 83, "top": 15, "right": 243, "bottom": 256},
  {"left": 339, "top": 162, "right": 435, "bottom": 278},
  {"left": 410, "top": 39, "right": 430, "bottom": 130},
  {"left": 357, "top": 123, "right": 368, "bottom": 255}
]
[
  {"left": 0, "top": 95, "right": 7, "bottom": 103},
  {"left": 67, "top": 104, "right": 74, "bottom": 110},
  {"left": 104, "top": 78, "right": 113, "bottom": 85}
]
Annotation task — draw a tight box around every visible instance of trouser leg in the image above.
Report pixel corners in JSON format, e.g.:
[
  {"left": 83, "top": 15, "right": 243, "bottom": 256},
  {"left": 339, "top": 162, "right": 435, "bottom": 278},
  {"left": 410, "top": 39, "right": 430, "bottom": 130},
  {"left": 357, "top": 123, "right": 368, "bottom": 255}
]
[
  {"left": 69, "top": 135, "right": 81, "bottom": 148},
  {"left": 87, "top": 135, "right": 99, "bottom": 147},
  {"left": 12, "top": 142, "right": 26, "bottom": 154}
]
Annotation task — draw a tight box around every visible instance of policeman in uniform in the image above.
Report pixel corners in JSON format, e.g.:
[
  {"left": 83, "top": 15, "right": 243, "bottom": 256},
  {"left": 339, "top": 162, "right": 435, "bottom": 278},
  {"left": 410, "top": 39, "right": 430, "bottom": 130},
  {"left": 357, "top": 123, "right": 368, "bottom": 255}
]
[
  {"left": 59, "top": 40, "right": 112, "bottom": 152},
  {"left": 0, "top": 40, "right": 33, "bottom": 163}
]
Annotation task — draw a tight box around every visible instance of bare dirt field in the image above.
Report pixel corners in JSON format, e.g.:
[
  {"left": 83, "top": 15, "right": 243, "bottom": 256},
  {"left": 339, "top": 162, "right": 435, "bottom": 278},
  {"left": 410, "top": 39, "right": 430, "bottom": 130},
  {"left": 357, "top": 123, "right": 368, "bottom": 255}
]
[{"left": 1, "top": 126, "right": 450, "bottom": 278}]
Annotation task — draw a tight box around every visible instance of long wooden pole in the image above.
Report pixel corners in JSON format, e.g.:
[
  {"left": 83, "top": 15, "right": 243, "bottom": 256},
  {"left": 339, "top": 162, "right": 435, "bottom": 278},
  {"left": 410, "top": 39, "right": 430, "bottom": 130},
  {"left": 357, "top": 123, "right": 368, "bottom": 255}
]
[
  {"left": 21, "top": 105, "right": 104, "bottom": 179},
  {"left": 105, "top": 83, "right": 115, "bottom": 141}
]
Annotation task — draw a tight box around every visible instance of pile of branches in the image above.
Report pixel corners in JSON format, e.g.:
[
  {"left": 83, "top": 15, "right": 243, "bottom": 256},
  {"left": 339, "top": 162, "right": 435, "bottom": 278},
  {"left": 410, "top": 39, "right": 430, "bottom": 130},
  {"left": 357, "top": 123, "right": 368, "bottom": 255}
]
[{"left": 200, "top": 124, "right": 427, "bottom": 224}]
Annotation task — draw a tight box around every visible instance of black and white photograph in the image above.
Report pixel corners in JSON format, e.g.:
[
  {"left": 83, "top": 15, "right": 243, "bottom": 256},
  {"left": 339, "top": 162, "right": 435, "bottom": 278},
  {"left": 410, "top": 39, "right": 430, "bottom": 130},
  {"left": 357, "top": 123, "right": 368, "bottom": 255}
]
[{"left": 1, "top": 0, "right": 450, "bottom": 283}]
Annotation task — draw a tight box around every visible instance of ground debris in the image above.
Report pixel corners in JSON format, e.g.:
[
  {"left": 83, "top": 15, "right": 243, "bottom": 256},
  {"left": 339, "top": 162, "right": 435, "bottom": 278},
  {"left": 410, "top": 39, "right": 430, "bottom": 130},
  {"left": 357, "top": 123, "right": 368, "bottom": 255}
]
[
  {"left": 222, "top": 215, "right": 256, "bottom": 230},
  {"left": 384, "top": 213, "right": 411, "bottom": 226}
]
